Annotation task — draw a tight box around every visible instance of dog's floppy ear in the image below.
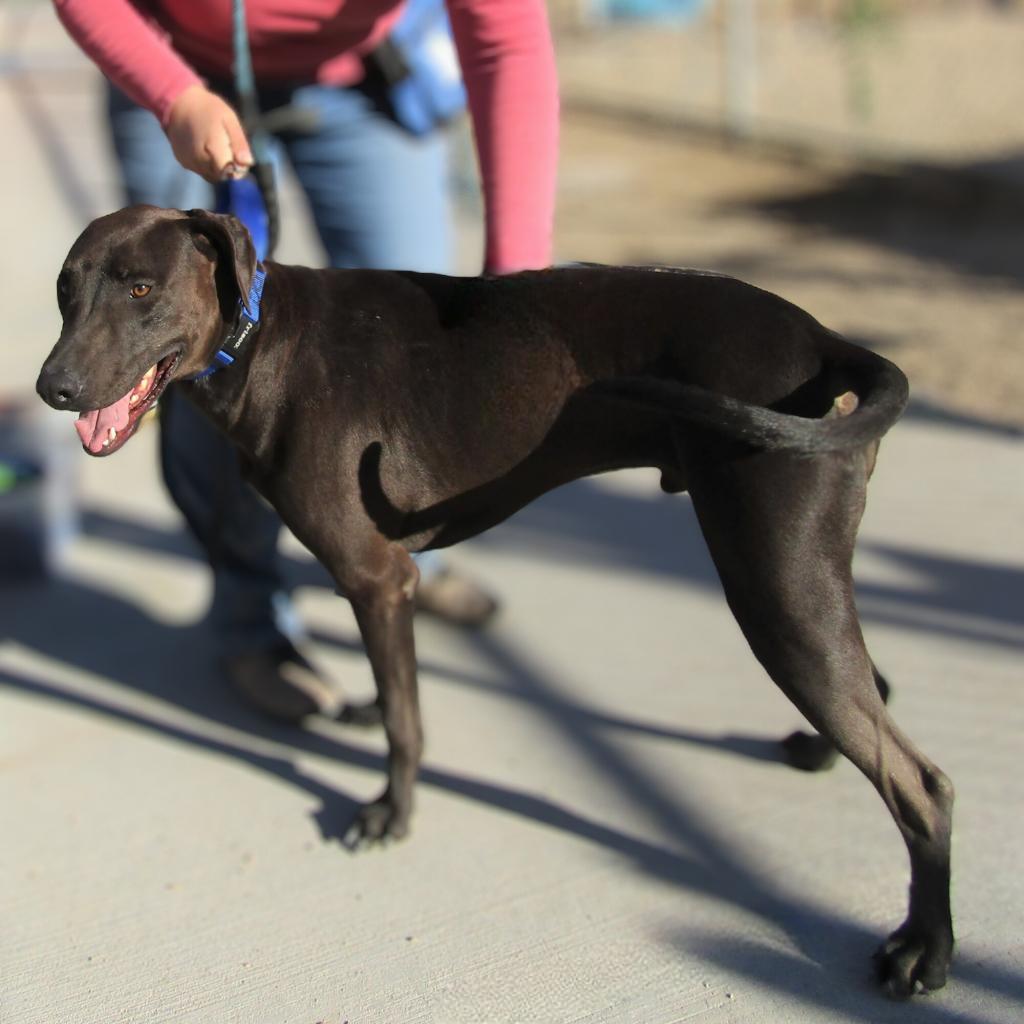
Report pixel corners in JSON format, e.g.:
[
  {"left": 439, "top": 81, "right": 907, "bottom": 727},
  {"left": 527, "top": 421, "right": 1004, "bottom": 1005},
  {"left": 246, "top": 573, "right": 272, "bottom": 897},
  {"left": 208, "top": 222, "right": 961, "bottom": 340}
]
[{"left": 185, "top": 209, "right": 257, "bottom": 306}]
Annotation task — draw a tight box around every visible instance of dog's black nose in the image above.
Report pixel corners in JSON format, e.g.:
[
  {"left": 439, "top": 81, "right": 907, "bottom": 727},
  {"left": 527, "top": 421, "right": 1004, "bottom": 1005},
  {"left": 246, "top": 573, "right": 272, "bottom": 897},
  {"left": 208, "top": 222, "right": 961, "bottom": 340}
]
[{"left": 36, "top": 366, "right": 84, "bottom": 410}]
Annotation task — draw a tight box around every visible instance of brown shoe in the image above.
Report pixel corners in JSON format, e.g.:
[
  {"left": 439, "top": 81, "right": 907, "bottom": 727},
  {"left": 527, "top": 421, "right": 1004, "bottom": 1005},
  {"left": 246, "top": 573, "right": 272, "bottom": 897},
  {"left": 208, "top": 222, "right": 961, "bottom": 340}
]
[
  {"left": 414, "top": 568, "right": 499, "bottom": 628},
  {"left": 222, "top": 640, "right": 344, "bottom": 723}
]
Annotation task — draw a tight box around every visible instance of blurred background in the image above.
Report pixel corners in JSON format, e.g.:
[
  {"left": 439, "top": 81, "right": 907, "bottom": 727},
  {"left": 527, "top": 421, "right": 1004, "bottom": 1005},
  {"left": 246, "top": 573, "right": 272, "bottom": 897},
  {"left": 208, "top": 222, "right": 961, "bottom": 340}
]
[{"left": 1, "top": 2, "right": 1022, "bottom": 1022}]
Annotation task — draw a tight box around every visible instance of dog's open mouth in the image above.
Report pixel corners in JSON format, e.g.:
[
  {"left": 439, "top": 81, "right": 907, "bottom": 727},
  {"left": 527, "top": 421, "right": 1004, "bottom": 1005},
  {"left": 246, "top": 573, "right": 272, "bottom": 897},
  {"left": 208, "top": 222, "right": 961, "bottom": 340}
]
[{"left": 75, "top": 352, "right": 180, "bottom": 457}]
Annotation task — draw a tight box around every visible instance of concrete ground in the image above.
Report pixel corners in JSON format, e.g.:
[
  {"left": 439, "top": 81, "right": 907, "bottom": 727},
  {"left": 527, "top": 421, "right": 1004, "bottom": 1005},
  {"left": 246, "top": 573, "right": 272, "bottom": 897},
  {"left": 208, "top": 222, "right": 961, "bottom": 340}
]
[{"left": 2, "top": 5, "right": 1023, "bottom": 1023}]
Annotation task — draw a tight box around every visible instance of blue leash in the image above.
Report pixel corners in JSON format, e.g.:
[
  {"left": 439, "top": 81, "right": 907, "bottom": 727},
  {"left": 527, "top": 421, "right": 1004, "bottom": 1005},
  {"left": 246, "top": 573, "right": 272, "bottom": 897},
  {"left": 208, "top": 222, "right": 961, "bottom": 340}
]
[
  {"left": 214, "top": 0, "right": 278, "bottom": 262},
  {"left": 192, "top": 0, "right": 274, "bottom": 382}
]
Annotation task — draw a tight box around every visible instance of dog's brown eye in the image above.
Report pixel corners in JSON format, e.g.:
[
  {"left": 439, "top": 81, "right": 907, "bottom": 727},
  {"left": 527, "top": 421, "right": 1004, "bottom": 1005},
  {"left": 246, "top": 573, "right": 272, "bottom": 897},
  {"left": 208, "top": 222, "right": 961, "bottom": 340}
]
[{"left": 130, "top": 283, "right": 152, "bottom": 299}]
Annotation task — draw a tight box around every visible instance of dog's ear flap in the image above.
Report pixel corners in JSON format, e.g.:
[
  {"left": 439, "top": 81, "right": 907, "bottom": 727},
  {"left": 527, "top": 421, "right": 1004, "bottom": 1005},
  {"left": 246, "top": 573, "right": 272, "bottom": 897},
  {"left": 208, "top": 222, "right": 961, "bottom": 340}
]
[{"left": 185, "top": 209, "right": 257, "bottom": 305}]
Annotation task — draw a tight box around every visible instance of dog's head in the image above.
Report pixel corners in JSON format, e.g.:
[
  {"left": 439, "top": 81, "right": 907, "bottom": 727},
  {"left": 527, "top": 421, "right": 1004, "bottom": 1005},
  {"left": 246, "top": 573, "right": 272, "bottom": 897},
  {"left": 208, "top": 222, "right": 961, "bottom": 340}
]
[{"left": 36, "top": 205, "right": 256, "bottom": 456}]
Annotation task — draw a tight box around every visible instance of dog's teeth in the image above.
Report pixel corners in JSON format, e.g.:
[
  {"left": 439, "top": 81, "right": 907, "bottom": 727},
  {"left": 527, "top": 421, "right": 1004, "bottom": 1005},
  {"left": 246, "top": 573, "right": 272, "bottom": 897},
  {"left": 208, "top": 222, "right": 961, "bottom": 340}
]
[
  {"left": 102, "top": 438, "right": 110, "bottom": 448},
  {"left": 129, "top": 393, "right": 140, "bottom": 406},
  {"left": 108, "top": 428, "right": 117, "bottom": 442}
]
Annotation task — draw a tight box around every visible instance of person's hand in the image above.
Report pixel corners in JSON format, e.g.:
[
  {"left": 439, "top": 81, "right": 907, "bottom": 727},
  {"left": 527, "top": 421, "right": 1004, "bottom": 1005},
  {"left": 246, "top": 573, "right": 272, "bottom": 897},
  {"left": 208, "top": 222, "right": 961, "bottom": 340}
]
[{"left": 165, "top": 84, "right": 254, "bottom": 182}]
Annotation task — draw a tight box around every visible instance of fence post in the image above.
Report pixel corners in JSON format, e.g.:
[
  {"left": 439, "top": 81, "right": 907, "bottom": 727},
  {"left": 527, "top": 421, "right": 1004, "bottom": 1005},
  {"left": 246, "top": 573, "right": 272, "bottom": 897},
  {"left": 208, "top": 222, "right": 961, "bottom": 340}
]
[{"left": 722, "top": 0, "right": 758, "bottom": 137}]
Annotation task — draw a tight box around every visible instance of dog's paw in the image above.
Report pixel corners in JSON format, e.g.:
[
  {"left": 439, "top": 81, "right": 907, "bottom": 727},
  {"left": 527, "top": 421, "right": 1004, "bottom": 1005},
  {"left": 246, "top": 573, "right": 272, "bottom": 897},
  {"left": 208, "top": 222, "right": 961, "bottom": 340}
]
[
  {"left": 874, "top": 924, "right": 952, "bottom": 999},
  {"left": 342, "top": 797, "right": 409, "bottom": 851},
  {"left": 781, "top": 729, "right": 840, "bottom": 772},
  {"left": 338, "top": 698, "right": 384, "bottom": 728}
]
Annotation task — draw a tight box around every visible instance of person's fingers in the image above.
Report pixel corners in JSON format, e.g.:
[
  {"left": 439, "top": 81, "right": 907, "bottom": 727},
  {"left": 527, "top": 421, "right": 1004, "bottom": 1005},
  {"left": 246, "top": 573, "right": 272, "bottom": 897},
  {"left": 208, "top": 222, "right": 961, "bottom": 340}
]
[
  {"left": 165, "top": 85, "right": 254, "bottom": 183},
  {"left": 201, "top": 129, "right": 237, "bottom": 182},
  {"left": 222, "top": 109, "right": 254, "bottom": 171}
]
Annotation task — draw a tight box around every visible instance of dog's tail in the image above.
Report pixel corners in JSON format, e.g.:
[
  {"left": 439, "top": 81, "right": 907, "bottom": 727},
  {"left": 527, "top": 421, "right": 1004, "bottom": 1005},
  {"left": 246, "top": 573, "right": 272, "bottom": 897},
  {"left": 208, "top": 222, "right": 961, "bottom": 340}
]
[{"left": 589, "top": 347, "right": 909, "bottom": 455}]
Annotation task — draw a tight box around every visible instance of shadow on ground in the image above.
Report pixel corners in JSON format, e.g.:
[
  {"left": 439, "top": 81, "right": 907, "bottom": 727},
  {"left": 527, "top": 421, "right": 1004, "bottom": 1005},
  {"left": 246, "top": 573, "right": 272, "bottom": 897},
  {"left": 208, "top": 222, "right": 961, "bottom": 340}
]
[
  {"left": 4, "top": 549, "right": 1022, "bottom": 1018},
  {"left": 2, "top": 406, "right": 1022, "bottom": 1015},
  {"left": 720, "top": 161, "right": 1024, "bottom": 290},
  {"left": 3, "top": 564, "right": 1023, "bottom": 1019}
]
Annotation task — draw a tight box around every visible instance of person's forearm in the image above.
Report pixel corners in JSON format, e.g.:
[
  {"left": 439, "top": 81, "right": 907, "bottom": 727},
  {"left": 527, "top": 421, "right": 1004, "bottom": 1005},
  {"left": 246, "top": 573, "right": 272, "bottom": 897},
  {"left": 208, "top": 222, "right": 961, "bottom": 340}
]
[
  {"left": 54, "top": 0, "right": 200, "bottom": 123},
  {"left": 448, "top": 0, "right": 559, "bottom": 274}
]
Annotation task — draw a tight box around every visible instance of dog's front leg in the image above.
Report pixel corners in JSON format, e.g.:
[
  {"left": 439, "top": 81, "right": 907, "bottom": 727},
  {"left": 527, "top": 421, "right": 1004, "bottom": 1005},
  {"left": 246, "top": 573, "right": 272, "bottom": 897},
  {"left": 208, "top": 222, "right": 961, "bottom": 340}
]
[{"left": 339, "top": 541, "right": 423, "bottom": 848}]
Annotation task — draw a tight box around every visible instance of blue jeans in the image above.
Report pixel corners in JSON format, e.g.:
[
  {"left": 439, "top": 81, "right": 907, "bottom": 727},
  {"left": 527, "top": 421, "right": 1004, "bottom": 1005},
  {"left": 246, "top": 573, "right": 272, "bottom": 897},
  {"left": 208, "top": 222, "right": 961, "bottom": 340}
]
[{"left": 107, "top": 80, "right": 451, "bottom": 651}]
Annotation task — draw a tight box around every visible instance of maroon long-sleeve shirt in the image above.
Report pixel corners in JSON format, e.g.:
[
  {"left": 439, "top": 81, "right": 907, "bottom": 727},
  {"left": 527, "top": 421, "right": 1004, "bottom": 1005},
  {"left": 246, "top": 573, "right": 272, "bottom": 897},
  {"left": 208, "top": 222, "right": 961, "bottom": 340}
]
[{"left": 54, "top": 0, "right": 559, "bottom": 272}]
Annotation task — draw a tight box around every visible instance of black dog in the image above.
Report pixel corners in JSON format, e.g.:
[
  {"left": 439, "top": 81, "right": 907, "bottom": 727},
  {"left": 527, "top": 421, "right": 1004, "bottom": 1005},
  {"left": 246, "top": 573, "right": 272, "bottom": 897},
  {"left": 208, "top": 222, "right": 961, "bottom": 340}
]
[{"left": 37, "top": 205, "right": 953, "bottom": 998}]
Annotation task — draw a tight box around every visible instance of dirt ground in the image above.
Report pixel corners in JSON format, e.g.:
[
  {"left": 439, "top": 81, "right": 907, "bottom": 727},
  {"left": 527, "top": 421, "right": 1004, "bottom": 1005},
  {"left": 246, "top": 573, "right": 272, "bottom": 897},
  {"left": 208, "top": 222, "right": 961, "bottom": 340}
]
[
  {"left": 554, "top": 110, "right": 1024, "bottom": 431},
  {"left": 553, "top": 11, "right": 1024, "bottom": 165}
]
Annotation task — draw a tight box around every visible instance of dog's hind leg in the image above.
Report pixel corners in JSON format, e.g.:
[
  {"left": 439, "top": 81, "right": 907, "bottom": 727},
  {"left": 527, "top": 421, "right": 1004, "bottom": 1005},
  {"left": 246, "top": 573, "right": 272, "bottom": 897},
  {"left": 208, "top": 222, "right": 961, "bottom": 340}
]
[
  {"left": 688, "top": 448, "right": 954, "bottom": 998},
  {"left": 781, "top": 662, "right": 890, "bottom": 772}
]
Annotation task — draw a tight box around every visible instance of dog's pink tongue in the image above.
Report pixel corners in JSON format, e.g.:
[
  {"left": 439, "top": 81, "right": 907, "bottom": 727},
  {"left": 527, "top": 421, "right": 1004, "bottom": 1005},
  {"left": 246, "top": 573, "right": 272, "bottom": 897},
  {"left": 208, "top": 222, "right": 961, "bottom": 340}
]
[{"left": 75, "top": 391, "right": 132, "bottom": 453}]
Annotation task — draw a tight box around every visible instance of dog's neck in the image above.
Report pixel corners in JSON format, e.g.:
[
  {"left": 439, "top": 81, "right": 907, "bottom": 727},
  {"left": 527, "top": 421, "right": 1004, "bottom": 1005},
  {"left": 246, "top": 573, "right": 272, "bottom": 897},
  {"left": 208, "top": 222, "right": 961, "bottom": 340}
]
[
  {"left": 181, "top": 264, "right": 287, "bottom": 465},
  {"left": 189, "top": 265, "right": 267, "bottom": 382}
]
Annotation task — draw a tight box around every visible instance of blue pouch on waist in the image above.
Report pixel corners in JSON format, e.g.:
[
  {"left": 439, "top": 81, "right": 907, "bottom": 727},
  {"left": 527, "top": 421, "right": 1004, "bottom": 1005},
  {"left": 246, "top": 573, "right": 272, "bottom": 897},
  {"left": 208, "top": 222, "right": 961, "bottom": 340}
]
[{"left": 370, "top": 0, "right": 467, "bottom": 137}]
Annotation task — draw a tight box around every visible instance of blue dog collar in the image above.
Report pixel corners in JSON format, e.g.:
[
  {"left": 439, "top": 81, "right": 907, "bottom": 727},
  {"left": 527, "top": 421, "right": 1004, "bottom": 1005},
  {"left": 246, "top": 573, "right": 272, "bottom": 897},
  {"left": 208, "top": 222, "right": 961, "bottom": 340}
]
[{"left": 190, "top": 264, "right": 267, "bottom": 381}]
